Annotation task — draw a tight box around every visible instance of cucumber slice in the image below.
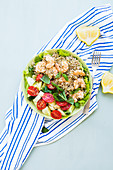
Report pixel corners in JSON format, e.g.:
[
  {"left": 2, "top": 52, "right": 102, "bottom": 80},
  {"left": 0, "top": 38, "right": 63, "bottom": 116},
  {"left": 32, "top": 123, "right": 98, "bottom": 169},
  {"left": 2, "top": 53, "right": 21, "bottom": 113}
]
[
  {"left": 27, "top": 77, "right": 35, "bottom": 86},
  {"left": 49, "top": 102, "right": 55, "bottom": 110},
  {"left": 33, "top": 91, "right": 44, "bottom": 105},
  {"left": 67, "top": 105, "right": 75, "bottom": 113},
  {"left": 42, "top": 106, "right": 51, "bottom": 116},
  {"left": 33, "top": 81, "right": 42, "bottom": 90},
  {"left": 58, "top": 109, "right": 66, "bottom": 116}
]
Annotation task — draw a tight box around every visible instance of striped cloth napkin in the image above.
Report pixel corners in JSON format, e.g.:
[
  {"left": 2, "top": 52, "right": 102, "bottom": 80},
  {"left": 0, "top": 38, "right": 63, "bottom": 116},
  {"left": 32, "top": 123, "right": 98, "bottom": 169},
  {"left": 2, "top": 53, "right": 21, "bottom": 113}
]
[{"left": 0, "top": 4, "right": 113, "bottom": 170}]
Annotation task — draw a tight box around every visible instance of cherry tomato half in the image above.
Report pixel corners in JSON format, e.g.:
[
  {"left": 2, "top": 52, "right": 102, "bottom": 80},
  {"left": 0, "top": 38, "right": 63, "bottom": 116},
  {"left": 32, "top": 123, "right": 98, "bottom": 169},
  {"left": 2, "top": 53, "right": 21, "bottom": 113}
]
[
  {"left": 27, "top": 86, "right": 39, "bottom": 96},
  {"left": 51, "top": 110, "right": 62, "bottom": 119},
  {"left": 37, "top": 99, "right": 46, "bottom": 110},
  {"left": 42, "top": 93, "right": 54, "bottom": 103},
  {"left": 36, "top": 74, "right": 43, "bottom": 81},
  {"left": 47, "top": 83, "right": 56, "bottom": 90},
  {"left": 61, "top": 103, "right": 71, "bottom": 111},
  {"left": 56, "top": 101, "right": 68, "bottom": 106}
]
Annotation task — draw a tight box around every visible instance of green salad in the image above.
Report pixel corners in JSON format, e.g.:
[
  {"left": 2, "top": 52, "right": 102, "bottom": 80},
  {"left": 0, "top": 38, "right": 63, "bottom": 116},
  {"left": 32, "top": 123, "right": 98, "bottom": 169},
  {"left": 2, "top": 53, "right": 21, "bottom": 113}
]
[{"left": 22, "top": 49, "right": 92, "bottom": 119}]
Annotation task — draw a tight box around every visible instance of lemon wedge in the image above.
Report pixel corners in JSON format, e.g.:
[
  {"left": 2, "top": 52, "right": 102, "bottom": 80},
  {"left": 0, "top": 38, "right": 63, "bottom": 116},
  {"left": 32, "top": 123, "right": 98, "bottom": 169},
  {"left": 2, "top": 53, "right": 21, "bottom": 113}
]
[
  {"left": 101, "top": 72, "right": 113, "bottom": 94},
  {"left": 76, "top": 26, "right": 100, "bottom": 46}
]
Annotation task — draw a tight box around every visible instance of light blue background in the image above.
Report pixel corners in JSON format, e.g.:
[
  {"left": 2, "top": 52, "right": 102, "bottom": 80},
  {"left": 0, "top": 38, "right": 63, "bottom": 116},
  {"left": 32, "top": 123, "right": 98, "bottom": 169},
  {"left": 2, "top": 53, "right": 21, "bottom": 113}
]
[{"left": 0, "top": 1, "right": 113, "bottom": 170}]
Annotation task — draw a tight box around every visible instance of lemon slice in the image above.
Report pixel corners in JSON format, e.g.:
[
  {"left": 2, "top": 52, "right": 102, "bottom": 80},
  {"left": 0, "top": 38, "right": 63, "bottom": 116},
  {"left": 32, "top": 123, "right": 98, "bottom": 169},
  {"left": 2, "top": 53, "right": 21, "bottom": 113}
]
[
  {"left": 101, "top": 72, "right": 113, "bottom": 94},
  {"left": 76, "top": 26, "right": 100, "bottom": 46}
]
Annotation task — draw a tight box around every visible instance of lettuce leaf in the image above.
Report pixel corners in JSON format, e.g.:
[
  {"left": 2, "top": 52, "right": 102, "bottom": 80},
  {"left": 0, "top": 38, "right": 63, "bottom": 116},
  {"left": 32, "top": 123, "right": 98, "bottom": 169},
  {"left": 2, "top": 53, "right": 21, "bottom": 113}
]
[
  {"left": 41, "top": 75, "right": 50, "bottom": 84},
  {"left": 57, "top": 49, "right": 70, "bottom": 57},
  {"left": 34, "top": 53, "right": 43, "bottom": 63}
]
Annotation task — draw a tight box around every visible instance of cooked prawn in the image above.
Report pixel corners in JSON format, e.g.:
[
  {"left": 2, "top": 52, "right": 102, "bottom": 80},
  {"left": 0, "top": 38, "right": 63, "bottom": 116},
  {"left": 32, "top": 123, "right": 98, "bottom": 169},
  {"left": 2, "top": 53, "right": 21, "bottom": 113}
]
[
  {"left": 73, "top": 70, "right": 85, "bottom": 76},
  {"left": 78, "top": 78, "right": 86, "bottom": 88},
  {"left": 74, "top": 80, "right": 79, "bottom": 89},
  {"left": 52, "top": 67, "right": 58, "bottom": 77},
  {"left": 72, "top": 90, "right": 84, "bottom": 102},
  {"left": 76, "top": 90, "right": 84, "bottom": 99},
  {"left": 36, "top": 61, "right": 46, "bottom": 73},
  {"left": 59, "top": 77, "right": 70, "bottom": 83},
  {"left": 55, "top": 60, "right": 68, "bottom": 73},
  {"left": 45, "top": 67, "right": 58, "bottom": 79},
  {"left": 74, "top": 78, "right": 86, "bottom": 89},
  {"left": 72, "top": 93, "right": 78, "bottom": 103},
  {"left": 45, "top": 55, "right": 54, "bottom": 68}
]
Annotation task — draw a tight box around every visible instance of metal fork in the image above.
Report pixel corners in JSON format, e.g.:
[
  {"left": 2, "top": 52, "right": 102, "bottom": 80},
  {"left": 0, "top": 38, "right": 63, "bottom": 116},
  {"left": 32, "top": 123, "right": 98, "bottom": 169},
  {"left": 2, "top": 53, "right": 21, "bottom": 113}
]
[
  {"left": 83, "top": 51, "right": 101, "bottom": 115},
  {"left": 91, "top": 51, "right": 101, "bottom": 85}
]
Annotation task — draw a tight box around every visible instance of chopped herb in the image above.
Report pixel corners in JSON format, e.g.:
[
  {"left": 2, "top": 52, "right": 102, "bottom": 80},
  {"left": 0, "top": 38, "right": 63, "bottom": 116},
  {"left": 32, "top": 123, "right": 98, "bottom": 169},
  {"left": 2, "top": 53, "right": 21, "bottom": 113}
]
[
  {"left": 67, "top": 97, "right": 74, "bottom": 104},
  {"left": 41, "top": 74, "right": 50, "bottom": 84},
  {"left": 27, "top": 96, "right": 36, "bottom": 101},
  {"left": 53, "top": 90, "right": 74, "bottom": 104},
  {"left": 83, "top": 93, "right": 90, "bottom": 101},
  {"left": 51, "top": 82, "right": 63, "bottom": 91},
  {"left": 59, "top": 91, "right": 67, "bottom": 101},
  {"left": 28, "top": 66, "right": 34, "bottom": 73},
  {"left": 62, "top": 74, "right": 68, "bottom": 81},
  {"left": 59, "top": 92, "right": 74, "bottom": 104},
  {"left": 53, "top": 93, "right": 65, "bottom": 102},
  {"left": 65, "top": 112, "right": 71, "bottom": 115},
  {"left": 42, "top": 86, "right": 52, "bottom": 94},
  {"left": 53, "top": 93, "right": 59, "bottom": 101},
  {"left": 24, "top": 66, "right": 35, "bottom": 78},
  {"left": 75, "top": 102, "right": 80, "bottom": 108},
  {"left": 28, "top": 66, "right": 35, "bottom": 77},
  {"left": 42, "top": 127, "right": 49, "bottom": 133},
  {"left": 70, "top": 88, "right": 80, "bottom": 94},
  {"left": 78, "top": 100, "right": 85, "bottom": 105},
  {"left": 55, "top": 71, "right": 62, "bottom": 78}
]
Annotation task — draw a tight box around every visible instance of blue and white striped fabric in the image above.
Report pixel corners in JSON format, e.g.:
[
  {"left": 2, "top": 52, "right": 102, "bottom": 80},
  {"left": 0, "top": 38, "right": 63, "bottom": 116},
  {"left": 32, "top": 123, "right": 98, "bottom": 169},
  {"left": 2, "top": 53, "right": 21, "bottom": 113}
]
[{"left": 0, "top": 4, "right": 113, "bottom": 169}]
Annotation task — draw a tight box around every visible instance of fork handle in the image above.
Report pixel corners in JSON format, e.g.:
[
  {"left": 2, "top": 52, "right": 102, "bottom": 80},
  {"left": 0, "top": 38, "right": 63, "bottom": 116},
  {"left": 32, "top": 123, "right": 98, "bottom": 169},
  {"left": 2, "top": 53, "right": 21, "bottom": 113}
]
[
  {"left": 92, "top": 76, "right": 94, "bottom": 88},
  {"left": 83, "top": 76, "right": 94, "bottom": 115}
]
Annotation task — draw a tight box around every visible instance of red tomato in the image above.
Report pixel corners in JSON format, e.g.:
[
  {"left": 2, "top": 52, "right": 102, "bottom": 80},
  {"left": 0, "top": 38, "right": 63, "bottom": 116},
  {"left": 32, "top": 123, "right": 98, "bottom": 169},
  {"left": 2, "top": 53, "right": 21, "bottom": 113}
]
[
  {"left": 51, "top": 110, "right": 62, "bottom": 119},
  {"left": 47, "top": 83, "right": 56, "bottom": 90},
  {"left": 37, "top": 99, "right": 46, "bottom": 110},
  {"left": 27, "top": 86, "right": 39, "bottom": 96},
  {"left": 36, "top": 74, "right": 43, "bottom": 81},
  {"left": 61, "top": 103, "right": 71, "bottom": 110},
  {"left": 42, "top": 93, "right": 54, "bottom": 103},
  {"left": 56, "top": 101, "right": 68, "bottom": 106}
]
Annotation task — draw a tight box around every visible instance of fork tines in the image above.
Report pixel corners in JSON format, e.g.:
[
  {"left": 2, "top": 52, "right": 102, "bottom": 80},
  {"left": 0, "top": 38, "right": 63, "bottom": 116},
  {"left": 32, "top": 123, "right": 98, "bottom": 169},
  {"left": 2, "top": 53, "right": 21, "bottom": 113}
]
[{"left": 92, "top": 51, "right": 101, "bottom": 66}]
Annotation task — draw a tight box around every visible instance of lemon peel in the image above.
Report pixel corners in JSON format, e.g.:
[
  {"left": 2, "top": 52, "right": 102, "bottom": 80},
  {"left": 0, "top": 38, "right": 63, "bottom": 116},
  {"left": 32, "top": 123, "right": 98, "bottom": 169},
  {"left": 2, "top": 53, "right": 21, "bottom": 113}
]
[
  {"left": 101, "top": 71, "right": 113, "bottom": 94},
  {"left": 76, "top": 26, "right": 100, "bottom": 46}
]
